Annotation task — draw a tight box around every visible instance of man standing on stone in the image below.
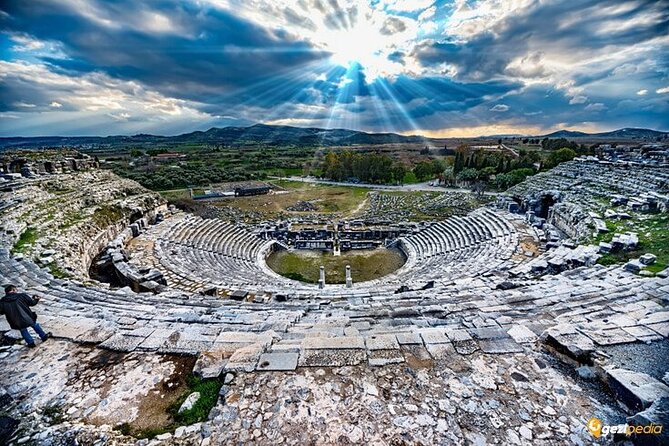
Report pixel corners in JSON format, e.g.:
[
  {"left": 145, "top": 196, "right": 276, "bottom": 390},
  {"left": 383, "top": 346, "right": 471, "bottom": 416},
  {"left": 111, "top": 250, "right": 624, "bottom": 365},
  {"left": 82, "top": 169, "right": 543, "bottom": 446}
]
[{"left": 0, "top": 285, "right": 51, "bottom": 348}]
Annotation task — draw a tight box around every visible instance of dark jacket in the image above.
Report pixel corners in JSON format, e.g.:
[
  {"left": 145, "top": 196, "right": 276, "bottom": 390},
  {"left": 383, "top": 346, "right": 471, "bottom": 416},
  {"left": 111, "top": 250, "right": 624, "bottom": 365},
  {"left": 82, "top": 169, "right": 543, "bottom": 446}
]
[{"left": 0, "top": 292, "right": 38, "bottom": 330}]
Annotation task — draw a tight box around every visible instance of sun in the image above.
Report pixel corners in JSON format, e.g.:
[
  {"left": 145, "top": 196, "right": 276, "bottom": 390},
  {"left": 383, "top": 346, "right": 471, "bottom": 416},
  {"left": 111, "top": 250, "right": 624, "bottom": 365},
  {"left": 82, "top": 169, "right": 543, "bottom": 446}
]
[
  {"left": 326, "top": 23, "right": 383, "bottom": 68},
  {"left": 318, "top": 12, "right": 400, "bottom": 79}
]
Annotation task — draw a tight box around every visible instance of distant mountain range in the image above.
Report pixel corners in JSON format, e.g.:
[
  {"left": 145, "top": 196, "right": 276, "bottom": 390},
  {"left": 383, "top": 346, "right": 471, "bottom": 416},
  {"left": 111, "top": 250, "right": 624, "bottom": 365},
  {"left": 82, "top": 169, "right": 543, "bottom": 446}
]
[
  {"left": 0, "top": 124, "right": 427, "bottom": 150},
  {"left": 541, "top": 127, "right": 668, "bottom": 139},
  {"left": 0, "top": 124, "right": 666, "bottom": 150}
]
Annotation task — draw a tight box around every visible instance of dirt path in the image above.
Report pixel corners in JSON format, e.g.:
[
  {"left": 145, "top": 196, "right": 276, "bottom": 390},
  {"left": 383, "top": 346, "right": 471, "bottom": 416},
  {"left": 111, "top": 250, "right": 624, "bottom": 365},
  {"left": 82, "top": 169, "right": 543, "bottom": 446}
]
[{"left": 348, "top": 194, "right": 370, "bottom": 217}]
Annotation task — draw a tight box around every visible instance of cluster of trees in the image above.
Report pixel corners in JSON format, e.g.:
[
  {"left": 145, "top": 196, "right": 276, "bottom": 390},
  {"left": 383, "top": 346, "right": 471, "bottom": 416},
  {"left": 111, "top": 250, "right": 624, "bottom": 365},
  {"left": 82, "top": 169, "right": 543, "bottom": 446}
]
[
  {"left": 320, "top": 151, "right": 407, "bottom": 184},
  {"left": 413, "top": 159, "right": 446, "bottom": 181},
  {"left": 453, "top": 148, "right": 541, "bottom": 176},
  {"left": 540, "top": 137, "right": 578, "bottom": 151},
  {"left": 110, "top": 163, "right": 264, "bottom": 190},
  {"left": 449, "top": 142, "right": 579, "bottom": 191}
]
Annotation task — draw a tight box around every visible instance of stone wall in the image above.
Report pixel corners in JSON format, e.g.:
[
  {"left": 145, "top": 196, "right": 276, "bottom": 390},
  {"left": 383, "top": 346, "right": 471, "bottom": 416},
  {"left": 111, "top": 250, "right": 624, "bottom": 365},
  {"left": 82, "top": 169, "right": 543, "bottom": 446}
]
[{"left": 548, "top": 202, "right": 593, "bottom": 240}]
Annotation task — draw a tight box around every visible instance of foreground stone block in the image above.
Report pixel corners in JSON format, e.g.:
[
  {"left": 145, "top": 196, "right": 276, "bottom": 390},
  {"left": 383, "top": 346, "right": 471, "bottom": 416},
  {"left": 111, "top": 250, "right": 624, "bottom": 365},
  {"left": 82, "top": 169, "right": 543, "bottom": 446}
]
[
  {"left": 507, "top": 325, "right": 538, "bottom": 344},
  {"left": 298, "top": 349, "right": 366, "bottom": 367},
  {"left": 368, "top": 349, "right": 404, "bottom": 366},
  {"left": 425, "top": 342, "right": 456, "bottom": 359},
  {"left": 626, "top": 397, "right": 669, "bottom": 446},
  {"left": 453, "top": 339, "right": 479, "bottom": 355},
  {"left": 193, "top": 348, "right": 239, "bottom": 378},
  {"left": 365, "top": 334, "right": 399, "bottom": 351},
  {"left": 541, "top": 328, "right": 595, "bottom": 364},
  {"left": 256, "top": 352, "right": 298, "bottom": 371},
  {"left": 99, "top": 333, "right": 145, "bottom": 352},
  {"left": 479, "top": 338, "right": 524, "bottom": 354},
  {"left": 301, "top": 336, "right": 364, "bottom": 350},
  {"left": 225, "top": 343, "right": 265, "bottom": 372},
  {"left": 419, "top": 328, "right": 449, "bottom": 344},
  {"left": 607, "top": 368, "right": 669, "bottom": 411},
  {"left": 395, "top": 332, "right": 423, "bottom": 345}
]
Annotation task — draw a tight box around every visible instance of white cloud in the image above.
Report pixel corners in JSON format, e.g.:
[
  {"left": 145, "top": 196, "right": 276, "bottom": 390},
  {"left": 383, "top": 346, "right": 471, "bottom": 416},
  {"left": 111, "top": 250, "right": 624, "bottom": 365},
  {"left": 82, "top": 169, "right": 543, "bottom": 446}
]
[
  {"left": 13, "top": 101, "right": 36, "bottom": 108},
  {"left": 446, "top": 0, "right": 534, "bottom": 40},
  {"left": 490, "top": 104, "right": 509, "bottom": 112},
  {"left": 107, "top": 112, "right": 131, "bottom": 121},
  {"left": 657, "top": 86, "right": 669, "bottom": 94},
  {"left": 584, "top": 102, "right": 606, "bottom": 111},
  {"left": 418, "top": 6, "right": 436, "bottom": 21},
  {"left": 381, "top": 0, "right": 435, "bottom": 13},
  {"left": 636, "top": 89, "right": 648, "bottom": 96},
  {"left": 0, "top": 60, "right": 212, "bottom": 123},
  {"left": 10, "top": 34, "right": 45, "bottom": 52},
  {"left": 569, "top": 95, "right": 587, "bottom": 105}
]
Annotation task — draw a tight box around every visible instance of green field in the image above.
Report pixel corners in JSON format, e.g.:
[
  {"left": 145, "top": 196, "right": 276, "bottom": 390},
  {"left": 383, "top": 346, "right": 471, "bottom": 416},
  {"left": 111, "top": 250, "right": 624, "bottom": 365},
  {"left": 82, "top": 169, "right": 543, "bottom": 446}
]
[
  {"left": 593, "top": 213, "right": 669, "bottom": 273},
  {"left": 266, "top": 247, "right": 406, "bottom": 284}
]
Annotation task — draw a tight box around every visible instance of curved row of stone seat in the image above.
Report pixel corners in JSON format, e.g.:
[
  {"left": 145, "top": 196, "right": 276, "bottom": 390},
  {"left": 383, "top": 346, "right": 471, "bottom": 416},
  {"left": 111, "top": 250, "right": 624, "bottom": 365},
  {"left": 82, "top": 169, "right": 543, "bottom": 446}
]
[
  {"left": 2, "top": 239, "right": 668, "bottom": 367},
  {"left": 508, "top": 160, "right": 669, "bottom": 212},
  {"left": 397, "top": 208, "right": 517, "bottom": 281}
]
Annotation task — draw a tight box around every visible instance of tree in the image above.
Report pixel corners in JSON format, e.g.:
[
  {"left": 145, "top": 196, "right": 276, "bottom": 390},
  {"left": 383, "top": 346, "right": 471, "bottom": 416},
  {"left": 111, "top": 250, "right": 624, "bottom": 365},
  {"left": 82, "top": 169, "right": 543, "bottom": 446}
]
[
  {"left": 413, "top": 161, "right": 436, "bottom": 180},
  {"left": 546, "top": 147, "right": 577, "bottom": 168},
  {"left": 391, "top": 164, "right": 407, "bottom": 185},
  {"left": 456, "top": 168, "right": 479, "bottom": 182}
]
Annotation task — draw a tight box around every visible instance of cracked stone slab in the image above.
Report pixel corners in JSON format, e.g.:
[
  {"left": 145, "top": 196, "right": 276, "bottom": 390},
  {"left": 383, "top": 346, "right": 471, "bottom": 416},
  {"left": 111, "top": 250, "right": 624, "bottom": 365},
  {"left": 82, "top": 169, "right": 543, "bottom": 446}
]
[
  {"left": 396, "top": 332, "right": 423, "bottom": 345},
  {"left": 419, "top": 328, "right": 449, "bottom": 344},
  {"left": 136, "top": 329, "right": 176, "bottom": 351},
  {"left": 453, "top": 340, "right": 480, "bottom": 355},
  {"left": 215, "top": 331, "right": 274, "bottom": 346},
  {"left": 50, "top": 323, "right": 92, "bottom": 341},
  {"left": 301, "top": 336, "right": 364, "bottom": 350},
  {"left": 621, "top": 325, "right": 663, "bottom": 342},
  {"left": 646, "top": 322, "right": 669, "bottom": 337},
  {"left": 543, "top": 332, "right": 595, "bottom": 362},
  {"left": 368, "top": 349, "right": 404, "bottom": 366},
  {"left": 76, "top": 326, "right": 116, "bottom": 344},
  {"left": 157, "top": 332, "right": 214, "bottom": 354},
  {"left": 584, "top": 328, "right": 637, "bottom": 346},
  {"left": 507, "top": 325, "right": 538, "bottom": 343},
  {"left": 425, "top": 342, "right": 456, "bottom": 359},
  {"left": 469, "top": 327, "right": 509, "bottom": 340},
  {"left": 445, "top": 328, "right": 473, "bottom": 342},
  {"left": 99, "top": 333, "right": 146, "bottom": 352},
  {"left": 365, "top": 334, "right": 399, "bottom": 351},
  {"left": 607, "top": 368, "right": 669, "bottom": 411},
  {"left": 298, "top": 349, "right": 366, "bottom": 367},
  {"left": 193, "top": 347, "right": 239, "bottom": 379},
  {"left": 256, "top": 352, "right": 299, "bottom": 371},
  {"left": 479, "top": 338, "right": 524, "bottom": 354},
  {"left": 225, "top": 343, "right": 265, "bottom": 372}
]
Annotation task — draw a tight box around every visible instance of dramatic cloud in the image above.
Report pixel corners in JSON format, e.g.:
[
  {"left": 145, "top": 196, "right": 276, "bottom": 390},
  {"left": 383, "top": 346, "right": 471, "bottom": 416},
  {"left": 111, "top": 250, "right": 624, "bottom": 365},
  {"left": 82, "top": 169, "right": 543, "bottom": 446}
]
[{"left": 0, "top": 0, "right": 667, "bottom": 136}]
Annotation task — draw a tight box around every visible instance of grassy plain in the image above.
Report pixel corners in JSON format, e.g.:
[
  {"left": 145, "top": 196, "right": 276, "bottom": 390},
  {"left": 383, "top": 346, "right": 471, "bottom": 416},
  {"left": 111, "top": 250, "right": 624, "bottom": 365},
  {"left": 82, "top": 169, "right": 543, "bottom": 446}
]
[{"left": 266, "top": 247, "right": 406, "bottom": 284}]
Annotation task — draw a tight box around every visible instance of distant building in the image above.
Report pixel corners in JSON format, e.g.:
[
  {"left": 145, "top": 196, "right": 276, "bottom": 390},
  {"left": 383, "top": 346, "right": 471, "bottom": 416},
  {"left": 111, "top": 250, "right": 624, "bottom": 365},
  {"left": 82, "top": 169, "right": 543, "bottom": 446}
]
[{"left": 234, "top": 185, "right": 271, "bottom": 197}]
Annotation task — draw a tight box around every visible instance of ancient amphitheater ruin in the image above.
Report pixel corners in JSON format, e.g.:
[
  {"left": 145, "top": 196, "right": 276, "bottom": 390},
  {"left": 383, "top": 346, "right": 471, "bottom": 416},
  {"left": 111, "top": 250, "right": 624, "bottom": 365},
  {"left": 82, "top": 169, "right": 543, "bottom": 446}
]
[{"left": 1, "top": 155, "right": 668, "bottom": 445}]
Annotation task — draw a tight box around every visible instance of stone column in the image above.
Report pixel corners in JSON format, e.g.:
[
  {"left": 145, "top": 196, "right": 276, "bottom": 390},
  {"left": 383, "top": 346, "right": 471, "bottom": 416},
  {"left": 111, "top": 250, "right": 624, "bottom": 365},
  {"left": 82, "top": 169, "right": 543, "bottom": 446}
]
[
  {"left": 345, "top": 265, "right": 352, "bottom": 288},
  {"left": 318, "top": 265, "right": 325, "bottom": 289}
]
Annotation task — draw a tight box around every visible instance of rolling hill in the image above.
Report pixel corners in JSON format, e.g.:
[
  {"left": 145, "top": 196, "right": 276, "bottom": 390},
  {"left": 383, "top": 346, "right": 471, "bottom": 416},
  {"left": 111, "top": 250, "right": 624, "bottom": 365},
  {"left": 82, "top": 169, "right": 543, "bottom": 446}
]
[{"left": 0, "top": 124, "right": 427, "bottom": 150}]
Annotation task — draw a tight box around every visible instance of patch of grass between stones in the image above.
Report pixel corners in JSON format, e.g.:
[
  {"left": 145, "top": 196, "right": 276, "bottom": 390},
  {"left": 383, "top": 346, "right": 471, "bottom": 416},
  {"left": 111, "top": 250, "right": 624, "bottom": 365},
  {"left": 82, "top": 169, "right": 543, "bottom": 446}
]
[
  {"left": 116, "top": 374, "right": 222, "bottom": 439},
  {"left": 594, "top": 213, "right": 669, "bottom": 273},
  {"left": 11, "top": 227, "right": 38, "bottom": 254},
  {"left": 172, "top": 375, "right": 222, "bottom": 425},
  {"left": 47, "top": 262, "right": 72, "bottom": 279}
]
